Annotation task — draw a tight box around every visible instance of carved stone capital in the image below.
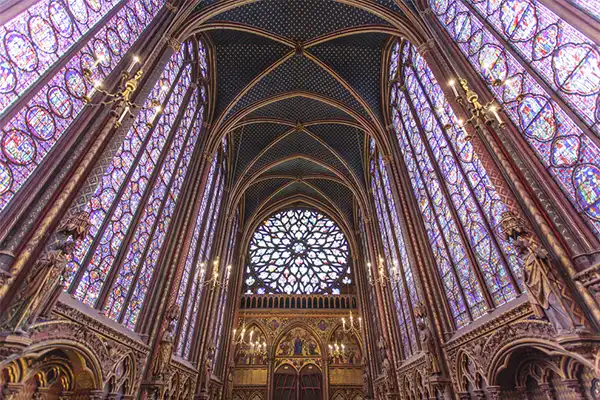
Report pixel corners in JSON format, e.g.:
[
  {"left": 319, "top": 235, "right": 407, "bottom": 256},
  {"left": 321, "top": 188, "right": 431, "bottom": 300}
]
[
  {"left": 165, "top": 2, "right": 177, "bottom": 12},
  {"left": 166, "top": 36, "right": 181, "bottom": 51},
  {"left": 417, "top": 39, "right": 435, "bottom": 55},
  {"left": 57, "top": 211, "right": 91, "bottom": 241}
]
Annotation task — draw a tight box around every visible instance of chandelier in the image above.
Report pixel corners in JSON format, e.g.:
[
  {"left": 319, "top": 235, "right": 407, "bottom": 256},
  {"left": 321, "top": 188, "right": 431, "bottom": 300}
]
[
  {"left": 200, "top": 258, "right": 232, "bottom": 289},
  {"left": 446, "top": 77, "right": 505, "bottom": 140},
  {"left": 328, "top": 341, "right": 345, "bottom": 360},
  {"left": 82, "top": 53, "right": 162, "bottom": 128},
  {"left": 341, "top": 311, "right": 362, "bottom": 336},
  {"left": 233, "top": 324, "right": 267, "bottom": 357},
  {"left": 367, "top": 256, "right": 401, "bottom": 286}
]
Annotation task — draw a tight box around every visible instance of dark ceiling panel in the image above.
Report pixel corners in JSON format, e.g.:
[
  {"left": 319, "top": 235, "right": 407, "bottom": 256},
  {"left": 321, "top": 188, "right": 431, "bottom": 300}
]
[
  {"left": 208, "top": 30, "right": 292, "bottom": 120},
  {"left": 307, "top": 178, "right": 355, "bottom": 224},
  {"left": 230, "top": 123, "right": 293, "bottom": 179},
  {"left": 305, "top": 124, "right": 365, "bottom": 184},
  {"left": 374, "top": 0, "right": 406, "bottom": 14},
  {"left": 263, "top": 158, "right": 337, "bottom": 178},
  {"left": 307, "top": 33, "right": 390, "bottom": 122},
  {"left": 263, "top": 182, "right": 331, "bottom": 211},
  {"left": 244, "top": 131, "right": 353, "bottom": 184},
  {"left": 226, "top": 54, "right": 368, "bottom": 121},
  {"left": 206, "top": 0, "right": 391, "bottom": 41},
  {"left": 243, "top": 177, "right": 293, "bottom": 221},
  {"left": 248, "top": 96, "right": 354, "bottom": 122}
]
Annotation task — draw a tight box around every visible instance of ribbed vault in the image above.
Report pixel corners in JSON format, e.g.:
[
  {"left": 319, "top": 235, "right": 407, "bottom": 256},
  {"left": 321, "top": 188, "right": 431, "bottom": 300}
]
[{"left": 182, "top": 0, "right": 427, "bottom": 229}]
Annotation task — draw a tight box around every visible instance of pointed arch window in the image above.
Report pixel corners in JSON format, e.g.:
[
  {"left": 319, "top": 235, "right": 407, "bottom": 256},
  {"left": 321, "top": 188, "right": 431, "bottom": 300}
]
[
  {"left": 357, "top": 210, "right": 383, "bottom": 364},
  {"left": 429, "top": 0, "right": 600, "bottom": 238},
  {"left": 175, "top": 151, "right": 226, "bottom": 359},
  {"left": 0, "top": 0, "right": 165, "bottom": 212},
  {"left": 61, "top": 41, "right": 209, "bottom": 330},
  {"left": 212, "top": 211, "right": 239, "bottom": 370},
  {"left": 370, "top": 147, "right": 419, "bottom": 358},
  {"left": 389, "top": 40, "right": 523, "bottom": 328}
]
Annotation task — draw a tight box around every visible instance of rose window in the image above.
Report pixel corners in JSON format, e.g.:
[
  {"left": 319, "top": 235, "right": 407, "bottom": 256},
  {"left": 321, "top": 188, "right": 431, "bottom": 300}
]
[{"left": 245, "top": 209, "right": 351, "bottom": 295}]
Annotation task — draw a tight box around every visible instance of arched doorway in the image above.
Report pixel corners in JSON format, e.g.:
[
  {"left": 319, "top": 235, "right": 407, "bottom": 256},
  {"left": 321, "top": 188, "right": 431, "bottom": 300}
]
[
  {"left": 273, "top": 364, "right": 323, "bottom": 400},
  {"left": 274, "top": 364, "right": 297, "bottom": 400},
  {"left": 299, "top": 364, "right": 322, "bottom": 400}
]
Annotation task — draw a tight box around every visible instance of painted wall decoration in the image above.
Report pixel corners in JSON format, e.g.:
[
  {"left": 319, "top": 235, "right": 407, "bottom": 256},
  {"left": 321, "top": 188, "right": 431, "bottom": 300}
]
[
  {"left": 276, "top": 327, "right": 321, "bottom": 357},
  {"left": 235, "top": 326, "right": 268, "bottom": 366},
  {"left": 329, "top": 327, "right": 362, "bottom": 366}
]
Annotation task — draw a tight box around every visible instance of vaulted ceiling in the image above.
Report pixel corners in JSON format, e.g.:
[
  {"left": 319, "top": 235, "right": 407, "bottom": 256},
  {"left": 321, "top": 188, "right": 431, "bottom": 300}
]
[{"left": 187, "top": 0, "right": 424, "bottom": 232}]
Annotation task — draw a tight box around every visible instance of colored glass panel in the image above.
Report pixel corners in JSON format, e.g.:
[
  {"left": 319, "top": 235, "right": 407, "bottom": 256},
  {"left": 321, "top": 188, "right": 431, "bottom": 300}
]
[
  {"left": 65, "top": 48, "right": 188, "bottom": 305},
  {"left": 103, "top": 88, "right": 200, "bottom": 326},
  {"left": 403, "top": 45, "right": 519, "bottom": 305},
  {"left": 463, "top": 0, "right": 600, "bottom": 137},
  {"left": 371, "top": 155, "right": 414, "bottom": 358},
  {"left": 430, "top": 0, "right": 600, "bottom": 238},
  {"left": 173, "top": 157, "right": 217, "bottom": 355},
  {"left": 378, "top": 155, "right": 420, "bottom": 354},
  {"left": 393, "top": 87, "right": 476, "bottom": 327},
  {"left": 0, "top": 0, "right": 123, "bottom": 115},
  {"left": 180, "top": 167, "right": 224, "bottom": 359},
  {"left": 245, "top": 209, "right": 352, "bottom": 295},
  {"left": 0, "top": 0, "right": 164, "bottom": 213}
]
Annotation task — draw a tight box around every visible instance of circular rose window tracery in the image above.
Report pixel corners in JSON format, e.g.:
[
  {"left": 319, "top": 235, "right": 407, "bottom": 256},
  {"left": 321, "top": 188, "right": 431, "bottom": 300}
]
[{"left": 245, "top": 209, "right": 351, "bottom": 295}]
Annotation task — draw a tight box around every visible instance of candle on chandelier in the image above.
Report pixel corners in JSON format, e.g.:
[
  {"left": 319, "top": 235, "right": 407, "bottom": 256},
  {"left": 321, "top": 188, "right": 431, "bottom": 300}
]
[
  {"left": 86, "top": 80, "right": 102, "bottom": 100},
  {"left": 117, "top": 106, "right": 130, "bottom": 125},
  {"left": 489, "top": 105, "right": 503, "bottom": 124},
  {"left": 342, "top": 318, "right": 346, "bottom": 330},
  {"left": 457, "top": 119, "right": 468, "bottom": 136},
  {"left": 92, "top": 54, "right": 106, "bottom": 68},
  {"left": 127, "top": 55, "right": 140, "bottom": 73},
  {"left": 358, "top": 317, "right": 362, "bottom": 330},
  {"left": 149, "top": 105, "right": 161, "bottom": 126},
  {"left": 449, "top": 79, "right": 459, "bottom": 97}
]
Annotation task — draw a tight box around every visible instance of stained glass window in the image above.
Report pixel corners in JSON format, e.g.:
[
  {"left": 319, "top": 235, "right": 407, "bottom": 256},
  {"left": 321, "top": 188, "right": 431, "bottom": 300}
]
[
  {"left": 212, "top": 212, "right": 238, "bottom": 370},
  {"left": 174, "top": 156, "right": 217, "bottom": 357},
  {"left": 429, "top": 0, "right": 600, "bottom": 239},
  {"left": 0, "top": 0, "right": 164, "bottom": 213},
  {"left": 357, "top": 213, "right": 382, "bottom": 364},
  {"left": 245, "top": 209, "right": 352, "bottom": 295},
  {"left": 176, "top": 155, "right": 226, "bottom": 359},
  {"left": 370, "top": 146, "right": 418, "bottom": 358},
  {"left": 59, "top": 40, "right": 210, "bottom": 331},
  {"left": 462, "top": 0, "right": 600, "bottom": 137},
  {"left": 389, "top": 40, "right": 523, "bottom": 328}
]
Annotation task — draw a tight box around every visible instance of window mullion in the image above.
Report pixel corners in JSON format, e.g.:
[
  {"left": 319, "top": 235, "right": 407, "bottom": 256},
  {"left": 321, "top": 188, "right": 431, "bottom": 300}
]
[
  {"left": 92, "top": 66, "right": 191, "bottom": 312},
  {"left": 402, "top": 86, "right": 496, "bottom": 312},
  {"left": 411, "top": 64, "right": 521, "bottom": 296},
  {"left": 180, "top": 169, "right": 222, "bottom": 357},
  {"left": 457, "top": 0, "right": 600, "bottom": 145},
  {"left": 375, "top": 160, "right": 418, "bottom": 356},
  {"left": 393, "top": 101, "right": 475, "bottom": 325},
  {"left": 372, "top": 168, "right": 409, "bottom": 359},
  {"left": 174, "top": 165, "right": 217, "bottom": 353},
  {"left": 114, "top": 86, "right": 200, "bottom": 323},
  {"left": 67, "top": 64, "right": 186, "bottom": 295}
]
